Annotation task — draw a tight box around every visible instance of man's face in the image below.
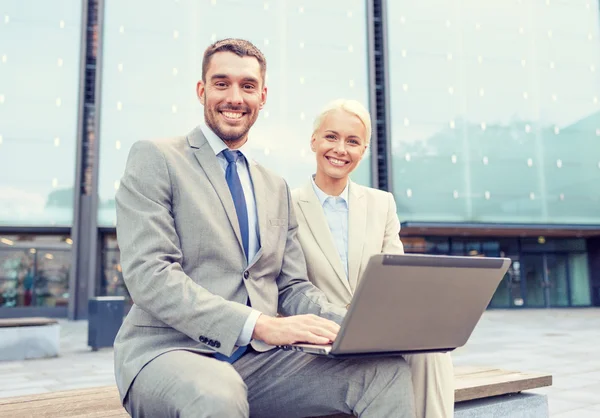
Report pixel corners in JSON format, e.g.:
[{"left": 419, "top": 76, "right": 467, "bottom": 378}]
[
  {"left": 197, "top": 52, "right": 267, "bottom": 147},
  {"left": 311, "top": 109, "right": 367, "bottom": 181}
]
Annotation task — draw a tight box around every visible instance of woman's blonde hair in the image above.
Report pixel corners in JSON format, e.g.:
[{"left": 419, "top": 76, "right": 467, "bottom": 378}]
[{"left": 312, "top": 99, "right": 372, "bottom": 145}]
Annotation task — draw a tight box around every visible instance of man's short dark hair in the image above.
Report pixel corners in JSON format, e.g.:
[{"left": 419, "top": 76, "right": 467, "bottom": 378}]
[{"left": 202, "top": 38, "right": 267, "bottom": 84}]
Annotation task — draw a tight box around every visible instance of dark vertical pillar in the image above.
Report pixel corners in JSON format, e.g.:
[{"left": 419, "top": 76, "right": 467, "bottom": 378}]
[
  {"left": 69, "top": 0, "right": 105, "bottom": 319},
  {"left": 367, "top": 0, "right": 393, "bottom": 192}
]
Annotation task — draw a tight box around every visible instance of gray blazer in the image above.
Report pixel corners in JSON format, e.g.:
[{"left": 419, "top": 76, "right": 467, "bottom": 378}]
[{"left": 113, "top": 127, "right": 346, "bottom": 402}]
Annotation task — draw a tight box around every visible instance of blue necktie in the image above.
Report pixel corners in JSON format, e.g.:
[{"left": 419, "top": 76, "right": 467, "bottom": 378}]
[
  {"left": 213, "top": 149, "right": 250, "bottom": 364},
  {"left": 221, "top": 149, "right": 249, "bottom": 259}
]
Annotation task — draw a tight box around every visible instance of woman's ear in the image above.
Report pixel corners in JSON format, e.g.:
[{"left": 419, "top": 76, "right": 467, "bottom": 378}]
[{"left": 310, "top": 135, "right": 317, "bottom": 152}]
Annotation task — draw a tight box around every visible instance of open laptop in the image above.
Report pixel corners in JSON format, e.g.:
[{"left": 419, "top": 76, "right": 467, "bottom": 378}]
[{"left": 280, "top": 253, "right": 511, "bottom": 358}]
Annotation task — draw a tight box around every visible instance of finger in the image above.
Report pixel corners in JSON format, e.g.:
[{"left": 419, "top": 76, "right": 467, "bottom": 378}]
[
  {"left": 301, "top": 331, "right": 331, "bottom": 345},
  {"left": 308, "top": 316, "right": 340, "bottom": 334},
  {"left": 307, "top": 326, "right": 338, "bottom": 342}
]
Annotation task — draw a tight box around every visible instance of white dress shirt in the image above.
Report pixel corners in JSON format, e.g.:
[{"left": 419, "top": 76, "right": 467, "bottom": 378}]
[
  {"left": 200, "top": 123, "right": 261, "bottom": 347},
  {"left": 310, "top": 175, "right": 350, "bottom": 280}
]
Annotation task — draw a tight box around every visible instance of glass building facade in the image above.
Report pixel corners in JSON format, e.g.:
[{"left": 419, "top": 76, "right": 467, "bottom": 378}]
[{"left": 1, "top": 0, "right": 599, "bottom": 317}]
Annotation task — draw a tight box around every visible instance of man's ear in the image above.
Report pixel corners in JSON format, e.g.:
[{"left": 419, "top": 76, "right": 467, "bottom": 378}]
[
  {"left": 259, "top": 86, "right": 268, "bottom": 110},
  {"left": 196, "top": 80, "right": 206, "bottom": 105}
]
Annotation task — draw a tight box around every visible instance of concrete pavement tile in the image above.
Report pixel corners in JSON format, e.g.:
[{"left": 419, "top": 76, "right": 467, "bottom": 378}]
[
  {"left": 552, "top": 407, "right": 600, "bottom": 418},
  {"left": 548, "top": 397, "right": 589, "bottom": 415},
  {"left": 48, "top": 380, "right": 117, "bottom": 392},
  {"left": 0, "top": 377, "right": 31, "bottom": 388},
  {"left": 549, "top": 384, "right": 600, "bottom": 405},
  {"left": 0, "top": 379, "right": 61, "bottom": 391},
  {"left": 550, "top": 375, "right": 599, "bottom": 390},
  {"left": 0, "top": 387, "right": 50, "bottom": 398},
  {"left": 0, "top": 361, "right": 24, "bottom": 371},
  {"left": 57, "top": 374, "right": 117, "bottom": 385},
  {"left": 574, "top": 371, "right": 600, "bottom": 382},
  {"left": 529, "top": 386, "right": 561, "bottom": 396}
]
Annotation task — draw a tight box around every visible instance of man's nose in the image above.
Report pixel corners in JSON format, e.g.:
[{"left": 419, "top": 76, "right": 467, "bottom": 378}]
[{"left": 226, "top": 86, "right": 243, "bottom": 104}]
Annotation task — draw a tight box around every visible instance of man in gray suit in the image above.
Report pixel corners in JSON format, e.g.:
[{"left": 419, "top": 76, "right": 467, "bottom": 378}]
[{"left": 114, "top": 38, "right": 416, "bottom": 418}]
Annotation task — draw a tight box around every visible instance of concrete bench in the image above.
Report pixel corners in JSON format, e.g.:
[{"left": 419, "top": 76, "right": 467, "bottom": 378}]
[
  {"left": 0, "top": 317, "right": 60, "bottom": 361},
  {"left": 0, "top": 366, "right": 551, "bottom": 417}
]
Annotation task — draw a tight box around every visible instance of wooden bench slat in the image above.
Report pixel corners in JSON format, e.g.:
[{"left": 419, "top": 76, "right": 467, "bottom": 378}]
[
  {"left": 0, "top": 367, "right": 552, "bottom": 417},
  {"left": 0, "top": 317, "right": 58, "bottom": 328},
  {"left": 454, "top": 370, "right": 552, "bottom": 403},
  {"left": 0, "top": 387, "right": 118, "bottom": 406}
]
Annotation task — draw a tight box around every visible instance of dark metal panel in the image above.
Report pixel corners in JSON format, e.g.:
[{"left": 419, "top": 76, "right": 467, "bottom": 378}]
[
  {"left": 366, "top": 0, "right": 393, "bottom": 191},
  {"left": 0, "top": 227, "right": 71, "bottom": 235},
  {"left": 0, "top": 307, "right": 69, "bottom": 319},
  {"left": 70, "top": 0, "right": 105, "bottom": 320},
  {"left": 587, "top": 238, "right": 600, "bottom": 306},
  {"left": 402, "top": 222, "right": 600, "bottom": 232},
  {"left": 69, "top": 0, "right": 90, "bottom": 320},
  {"left": 366, "top": 0, "right": 379, "bottom": 188},
  {"left": 379, "top": 0, "right": 393, "bottom": 192}
]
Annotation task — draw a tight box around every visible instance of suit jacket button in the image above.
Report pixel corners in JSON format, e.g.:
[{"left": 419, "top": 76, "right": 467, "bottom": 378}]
[
  {"left": 215, "top": 341, "right": 221, "bottom": 348},
  {"left": 200, "top": 336, "right": 206, "bottom": 343},
  {"left": 243, "top": 271, "right": 249, "bottom": 279},
  {"left": 210, "top": 340, "right": 216, "bottom": 347}
]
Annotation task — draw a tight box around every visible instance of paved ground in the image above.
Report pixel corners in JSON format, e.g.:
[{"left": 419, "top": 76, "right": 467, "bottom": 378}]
[{"left": 1, "top": 308, "right": 599, "bottom": 416}]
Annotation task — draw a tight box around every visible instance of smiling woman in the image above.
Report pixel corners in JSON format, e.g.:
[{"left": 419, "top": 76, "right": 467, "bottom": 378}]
[
  {"left": 310, "top": 99, "right": 370, "bottom": 196},
  {"left": 291, "top": 99, "right": 456, "bottom": 418}
]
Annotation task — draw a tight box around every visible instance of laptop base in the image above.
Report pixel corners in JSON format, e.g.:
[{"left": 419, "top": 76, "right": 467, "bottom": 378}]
[{"left": 279, "top": 344, "right": 455, "bottom": 359}]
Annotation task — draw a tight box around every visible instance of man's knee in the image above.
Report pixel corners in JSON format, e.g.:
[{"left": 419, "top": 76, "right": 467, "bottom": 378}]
[
  {"left": 128, "top": 354, "right": 249, "bottom": 417},
  {"left": 182, "top": 366, "right": 249, "bottom": 417}
]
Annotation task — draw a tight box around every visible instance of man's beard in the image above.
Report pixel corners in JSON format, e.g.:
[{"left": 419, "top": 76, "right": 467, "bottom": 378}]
[{"left": 204, "top": 99, "right": 255, "bottom": 143}]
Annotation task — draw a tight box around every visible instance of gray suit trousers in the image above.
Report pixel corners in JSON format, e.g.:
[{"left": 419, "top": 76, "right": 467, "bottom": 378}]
[{"left": 125, "top": 348, "right": 416, "bottom": 418}]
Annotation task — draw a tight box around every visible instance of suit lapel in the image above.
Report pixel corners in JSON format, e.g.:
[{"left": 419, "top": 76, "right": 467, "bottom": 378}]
[
  {"left": 348, "top": 182, "right": 367, "bottom": 293},
  {"left": 297, "top": 182, "right": 352, "bottom": 295},
  {"left": 187, "top": 128, "right": 245, "bottom": 257},
  {"left": 247, "top": 162, "right": 266, "bottom": 268}
]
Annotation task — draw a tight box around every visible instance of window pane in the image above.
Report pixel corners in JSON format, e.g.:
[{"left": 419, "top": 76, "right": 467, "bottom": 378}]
[
  {"left": 0, "top": 1, "right": 82, "bottom": 226},
  {"left": 97, "top": 0, "right": 371, "bottom": 226},
  {"left": 569, "top": 252, "right": 591, "bottom": 306},
  {"left": 388, "top": 0, "right": 600, "bottom": 224},
  {"left": 0, "top": 235, "right": 71, "bottom": 308}
]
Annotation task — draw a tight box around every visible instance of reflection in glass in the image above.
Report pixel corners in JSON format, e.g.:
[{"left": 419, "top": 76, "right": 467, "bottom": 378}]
[
  {"left": 0, "top": 1, "right": 83, "bottom": 226},
  {"left": 101, "top": 235, "right": 131, "bottom": 306},
  {"left": 97, "top": 0, "right": 371, "bottom": 226},
  {"left": 388, "top": 0, "right": 600, "bottom": 224},
  {"left": 569, "top": 253, "right": 592, "bottom": 306},
  {"left": 521, "top": 255, "right": 545, "bottom": 307},
  {"left": 546, "top": 254, "right": 569, "bottom": 307},
  {"left": 0, "top": 235, "right": 71, "bottom": 307},
  {"left": 403, "top": 236, "right": 592, "bottom": 308}
]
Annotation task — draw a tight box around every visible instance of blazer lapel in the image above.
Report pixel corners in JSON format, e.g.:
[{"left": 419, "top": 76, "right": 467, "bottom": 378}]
[
  {"left": 187, "top": 128, "right": 245, "bottom": 257},
  {"left": 297, "top": 182, "right": 351, "bottom": 295},
  {"left": 348, "top": 182, "right": 367, "bottom": 293},
  {"left": 247, "top": 162, "right": 266, "bottom": 268}
]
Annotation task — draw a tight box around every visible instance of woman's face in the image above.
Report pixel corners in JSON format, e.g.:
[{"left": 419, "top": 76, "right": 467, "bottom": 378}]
[{"left": 311, "top": 109, "right": 368, "bottom": 182}]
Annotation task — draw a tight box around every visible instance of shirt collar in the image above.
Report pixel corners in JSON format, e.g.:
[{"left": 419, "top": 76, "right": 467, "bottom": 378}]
[
  {"left": 310, "top": 174, "right": 349, "bottom": 207},
  {"left": 199, "top": 122, "right": 253, "bottom": 162}
]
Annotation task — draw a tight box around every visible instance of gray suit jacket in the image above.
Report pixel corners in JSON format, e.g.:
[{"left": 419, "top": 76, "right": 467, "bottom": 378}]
[{"left": 113, "top": 127, "right": 346, "bottom": 402}]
